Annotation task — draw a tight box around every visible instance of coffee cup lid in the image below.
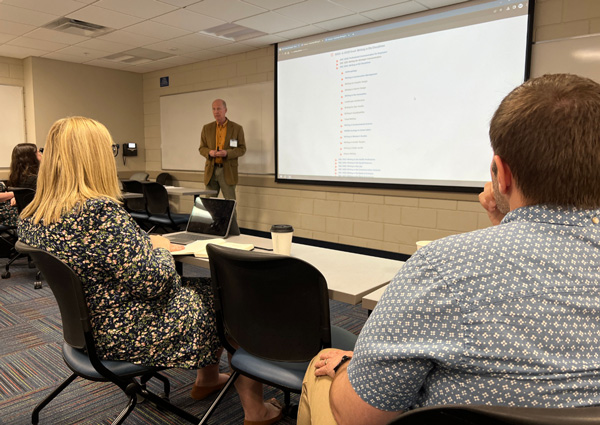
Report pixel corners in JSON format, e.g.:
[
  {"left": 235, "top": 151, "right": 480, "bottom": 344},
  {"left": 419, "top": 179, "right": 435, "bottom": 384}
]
[{"left": 270, "top": 224, "right": 293, "bottom": 233}]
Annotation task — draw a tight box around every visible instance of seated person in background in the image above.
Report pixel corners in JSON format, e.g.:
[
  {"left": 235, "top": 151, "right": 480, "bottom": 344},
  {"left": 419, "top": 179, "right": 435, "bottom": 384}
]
[
  {"left": 18, "top": 117, "right": 282, "bottom": 425},
  {"left": 297, "top": 73, "right": 600, "bottom": 425},
  {"left": 0, "top": 182, "right": 16, "bottom": 227},
  {"left": 7, "top": 142, "right": 42, "bottom": 189}
]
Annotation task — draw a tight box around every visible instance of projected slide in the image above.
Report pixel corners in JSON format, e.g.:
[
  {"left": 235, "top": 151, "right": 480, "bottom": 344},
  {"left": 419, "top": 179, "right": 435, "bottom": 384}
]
[{"left": 276, "top": 0, "right": 532, "bottom": 191}]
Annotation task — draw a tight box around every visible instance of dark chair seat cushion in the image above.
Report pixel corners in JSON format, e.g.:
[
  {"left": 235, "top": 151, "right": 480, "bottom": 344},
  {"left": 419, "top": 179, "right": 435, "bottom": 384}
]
[
  {"left": 63, "top": 343, "right": 153, "bottom": 381},
  {"left": 231, "top": 326, "right": 357, "bottom": 392}
]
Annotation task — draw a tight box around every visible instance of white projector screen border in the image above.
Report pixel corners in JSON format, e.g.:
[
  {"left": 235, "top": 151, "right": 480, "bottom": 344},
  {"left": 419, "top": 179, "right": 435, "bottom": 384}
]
[{"left": 275, "top": 0, "right": 534, "bottom": 193}]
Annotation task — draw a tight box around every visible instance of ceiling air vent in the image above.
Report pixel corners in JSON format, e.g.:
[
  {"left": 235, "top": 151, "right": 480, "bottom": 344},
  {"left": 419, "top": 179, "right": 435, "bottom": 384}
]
[
  {"left": 43, "top": 18, "right": 113, "bottom": 37},
  {"left": 201, "top": 23, "right": 266, "bottom": 42}
]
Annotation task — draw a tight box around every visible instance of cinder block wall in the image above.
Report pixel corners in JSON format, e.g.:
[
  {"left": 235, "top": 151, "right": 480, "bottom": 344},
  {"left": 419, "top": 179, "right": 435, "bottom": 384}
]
[{"left": 142, "top": 0, "right": 600, "bottom": 255}]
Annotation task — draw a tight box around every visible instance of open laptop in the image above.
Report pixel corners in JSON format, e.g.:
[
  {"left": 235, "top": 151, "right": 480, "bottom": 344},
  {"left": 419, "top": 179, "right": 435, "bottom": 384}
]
[{"left": 165, "top": 197, "right": 236, "bottom": 245}]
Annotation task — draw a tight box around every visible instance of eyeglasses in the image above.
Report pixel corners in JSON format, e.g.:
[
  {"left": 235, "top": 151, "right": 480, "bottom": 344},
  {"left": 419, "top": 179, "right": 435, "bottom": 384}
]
[
  {"left": 112, "top": 144, "right": 119, "bottom": 157},
  {"left": 39, "top": 148, "right": 44, "bottom": 154}
]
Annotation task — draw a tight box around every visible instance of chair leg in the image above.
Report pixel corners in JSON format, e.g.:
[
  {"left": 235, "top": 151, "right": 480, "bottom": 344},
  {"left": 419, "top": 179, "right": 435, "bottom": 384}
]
[
  {"left": 198, "top": 371, "right": 239, "bottom": 425},
  {"left": 34, "top": 270, "right": 42, "bottom": 289},
  {"left": 1, "top": 252, "right": 24, "bottom": 279},
  {"left": 111, "top": 395, "right": 137, "bottom": 425},
  {"left": 32, "top": 373, "right": 78, "bottom": 424}
]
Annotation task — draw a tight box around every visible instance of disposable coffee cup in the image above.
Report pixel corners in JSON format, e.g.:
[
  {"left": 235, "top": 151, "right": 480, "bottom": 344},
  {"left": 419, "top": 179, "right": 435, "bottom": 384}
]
[
  {"left": 416, "top": 240, "right": 432, "bottom": 250},
  {"left": 270, "top": 224, "right": 294, "bottom": 255}
]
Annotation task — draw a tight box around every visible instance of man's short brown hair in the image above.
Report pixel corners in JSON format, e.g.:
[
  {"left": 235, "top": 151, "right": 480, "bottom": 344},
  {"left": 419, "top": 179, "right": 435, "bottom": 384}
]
[{"left": 490, "top": 73, "right": 600, "bottom": 208}]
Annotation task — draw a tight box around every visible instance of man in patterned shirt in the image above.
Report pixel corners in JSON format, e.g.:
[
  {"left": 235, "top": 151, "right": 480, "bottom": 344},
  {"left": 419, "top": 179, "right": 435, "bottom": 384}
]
[{"left": 297, "top": 73, "right": 600, "bottom": 425}]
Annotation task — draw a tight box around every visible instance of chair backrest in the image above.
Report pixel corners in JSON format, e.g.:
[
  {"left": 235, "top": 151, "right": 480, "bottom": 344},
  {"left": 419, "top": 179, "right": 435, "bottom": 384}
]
[
  {"left": 207, "top": 243, "right": 333, "bottom": 362},
  {"left": 142, "top": 182, "right": 170, "bottom": 216},
  {"left": 15, "top": 241, "right": 89, "bottom": 349},
  {"left": 121, "top": 180, "right": 147, "bottom": 212},
  {"left": 130, "top": 172, "right": 149, "bottom": 182},
  {"left": 156, "top": 172, "right": 173, "bottom": 185},
  {"left": 12, "top": 187, "right": 35, "bottom": 212}
]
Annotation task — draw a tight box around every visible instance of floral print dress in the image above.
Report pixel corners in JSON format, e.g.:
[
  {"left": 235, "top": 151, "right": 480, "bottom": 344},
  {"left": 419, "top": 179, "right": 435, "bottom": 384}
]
[
  {"left": 18, "top": 197, "right": 220, "bottom": 369},
  {"left": 0, "top": 181, "right": 18, "bottom": 227}
]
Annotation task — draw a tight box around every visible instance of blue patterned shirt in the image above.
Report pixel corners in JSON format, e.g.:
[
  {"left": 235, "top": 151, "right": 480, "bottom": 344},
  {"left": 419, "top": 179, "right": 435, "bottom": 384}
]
[{"left": 348, "top": 205, "right": 600, "bottom": 411}]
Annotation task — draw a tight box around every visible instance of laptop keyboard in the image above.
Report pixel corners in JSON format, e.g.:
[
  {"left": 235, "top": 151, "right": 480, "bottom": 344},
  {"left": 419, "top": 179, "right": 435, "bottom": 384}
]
[{"left": 166, "top": 233, "right": 212, "bottom": 245}]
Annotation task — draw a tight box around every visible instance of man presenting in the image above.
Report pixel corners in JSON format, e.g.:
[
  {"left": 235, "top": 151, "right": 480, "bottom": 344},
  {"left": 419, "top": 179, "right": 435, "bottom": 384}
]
[
  {"left": 199, "top": 99, "right": 246, "bottom": 200},
  {"left": 298, "top": 73, "right": 600, "bottom": 424}
]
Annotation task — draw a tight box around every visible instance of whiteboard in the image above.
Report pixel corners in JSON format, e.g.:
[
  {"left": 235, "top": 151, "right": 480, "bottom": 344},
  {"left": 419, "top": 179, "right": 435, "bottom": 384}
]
[
  {"left": 531, "top": 34, "right": 600, "bottom": 82},
  {"left": 0, "top": 85, "right": 26, "bottom": 167},
  {"left": 160, "top": 81, "right": 274, "bottom": 174}
]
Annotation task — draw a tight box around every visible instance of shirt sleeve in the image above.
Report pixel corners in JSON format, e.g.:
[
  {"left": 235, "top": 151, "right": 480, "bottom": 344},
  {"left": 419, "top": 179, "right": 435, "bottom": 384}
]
[
  {"left": 347, "top": 249, "right": 464, "bottom": 412},
  {"left": 91, "top": 201, "right": 177, "bottom": 300}
]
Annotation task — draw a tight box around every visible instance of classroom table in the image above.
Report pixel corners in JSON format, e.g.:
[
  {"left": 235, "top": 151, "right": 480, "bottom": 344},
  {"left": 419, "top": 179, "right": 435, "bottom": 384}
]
[
  {"left": 121, "top": 192, "right": 143, "bottom": 199},
  {"left": 362, "top": 285, "right": 388, "bottom": 313},
  {"left": 164, "top": 186, "right": 217, "bottom": 197},
  {"left": 173, "top": 234, "right": 404, "bottom": 305}
]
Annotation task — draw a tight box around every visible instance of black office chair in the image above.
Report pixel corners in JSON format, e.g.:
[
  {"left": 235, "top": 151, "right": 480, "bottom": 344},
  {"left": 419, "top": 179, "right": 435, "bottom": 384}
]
[
  {"left": 201, "top": 244, "right": 358, "bottom": 423},
  {"left": 121, "top": 180, "right": 151, "bottom": 231},
  {"left": 156, "top": 172, "right": 173, "bottom": 185},
  {"left": 143, "top": 182, "right": 189, "bottom": 234},
  {"left": 15, "top": 241, "right": 202, "bottom": 425},
  {"left": 387, "top": 404, "right": 600, "bottom": 425},
  {"left": 1, "top": 188, "right": 42, "bottom": 288}
]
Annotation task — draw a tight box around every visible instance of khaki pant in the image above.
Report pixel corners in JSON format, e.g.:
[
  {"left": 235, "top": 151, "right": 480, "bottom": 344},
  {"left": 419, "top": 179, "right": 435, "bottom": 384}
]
[
  {"left": 298, "top": 349, "right": 339, "bottom": 425},
  {"left": 206, "top": 166, "right": 236, "bottom": 200}
]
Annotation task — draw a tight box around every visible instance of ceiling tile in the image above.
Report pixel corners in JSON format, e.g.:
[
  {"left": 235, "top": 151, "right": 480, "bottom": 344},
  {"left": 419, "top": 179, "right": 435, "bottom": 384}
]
[
  {"left": 156, "top": 0, "right": 200, "bottom": 6},
  {"left": 67, "top": 5, "right": 145, "bottom": 29},
  {"left": 315, "top": 14, "right": 373, "bottom": 31},
  {"left": 1, "top": 0, "right": 85, "bottom": 15},
  {"left": 0, "top": 19, "right": 36, "bottom": 36},
  {"left": 144, "top": 39, "right": 203, "bottom": 55},
  {"left": 76, "top": 38, "right": 136, "bottom": 54},
  {"left": 154, "top": 55, "right": 199, "bottom": 66},
  {"left": 210, "top": 43, "right": 257, "bottom": 55},
  {"left": 242, "top": 0, "right": 306, "bottom": 10},
  {"left": 93, "top": 0, "right": 178, "bottom": 20},
  {"left": 236, "top": 11, "right": 306, "bottom": 33},
  {"left": 275, "top": 25, "right": 326, "bottom": 40},
  {"left": 84, "top": 58, "right": 136, "bottom": 69},
  {"left": 0, "top": 44, "right": 48, "bottom": 58},
  {"left": 416, "top": 0, "right": 468, "bottom": 8},
  {"left": 277, "top": 0, "right": 354, "bottom": 23},
  {"left": 181, "top": 49, "right": 225, "bottom": 60},
  {"left": 25, "top": 27, "right": 90, "bottom": 44},
  {"left": 0, "top": 3, "right": 59, "bottom": 26},
  {"left": 125, "top": 20, "right": 191, "bottom": 40},
  {"left": 361, "top": 1, "right": 427, "bottom": 20},
  {"left": 42, "top": 51, "right": 90, "bottom": 63},
  {"left": 151, "top": 9, "right": 226, "bottom": 32},
  {"left": 173, "top": 33, "right": 233, "bottom": 49},
  {"left": 0, "top": 33, "right": 18, "bottom": 44},
  {"left": 7, "top": 36, "right": 68, "bottom": 51},
  {"left": 96, "top": 30, "right": 162, "bottom": 47},
  {"left": 241, "top": 33, "right": 287, "bottom": 47},
  {"left": 186, "top": 0, "right": 267, "bottom": 22},
  {"left": 54, "top": 45, "right": 110, "bottom": 60},
  {"left": 329, "top": 0, "right": 411, "bottom": 13}
]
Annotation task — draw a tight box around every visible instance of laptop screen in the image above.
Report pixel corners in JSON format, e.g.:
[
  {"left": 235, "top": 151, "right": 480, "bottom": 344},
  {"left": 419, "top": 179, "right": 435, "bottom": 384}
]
[{"left": 187, "top": 197, "right": 236, "bottom": 237}]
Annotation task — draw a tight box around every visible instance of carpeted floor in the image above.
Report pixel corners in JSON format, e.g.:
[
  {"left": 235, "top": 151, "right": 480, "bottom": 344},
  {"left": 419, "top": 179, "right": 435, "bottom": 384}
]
[{"left": 0, "top": 256, "right": 369, "bottom": 425}]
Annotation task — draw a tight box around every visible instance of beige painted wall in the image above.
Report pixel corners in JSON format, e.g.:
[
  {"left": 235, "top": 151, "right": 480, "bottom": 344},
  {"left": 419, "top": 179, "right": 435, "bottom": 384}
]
[
  {"left": 0, "top": 56, "right": 24, "bottom": 180},
  {"left": 26, "top": 57, "right": 145, "bottom": 173},
  {"left": 142, "top": 0, "right": 600, "bottom": 256},
  {"left": 0, "top": 56, "right": 145, "bottom": 179}
]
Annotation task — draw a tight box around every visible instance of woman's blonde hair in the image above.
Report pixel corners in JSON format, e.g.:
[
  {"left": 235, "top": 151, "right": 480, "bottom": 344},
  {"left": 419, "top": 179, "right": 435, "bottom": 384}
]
[{"left": 21, "top": 116, "right": 121, "bottom": 224}]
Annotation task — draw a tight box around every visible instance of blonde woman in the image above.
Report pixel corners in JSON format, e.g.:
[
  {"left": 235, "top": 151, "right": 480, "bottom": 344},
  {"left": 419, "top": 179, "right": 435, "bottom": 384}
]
[{"left": 19, "top": 117, "right": 282, "bottom": 425}]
